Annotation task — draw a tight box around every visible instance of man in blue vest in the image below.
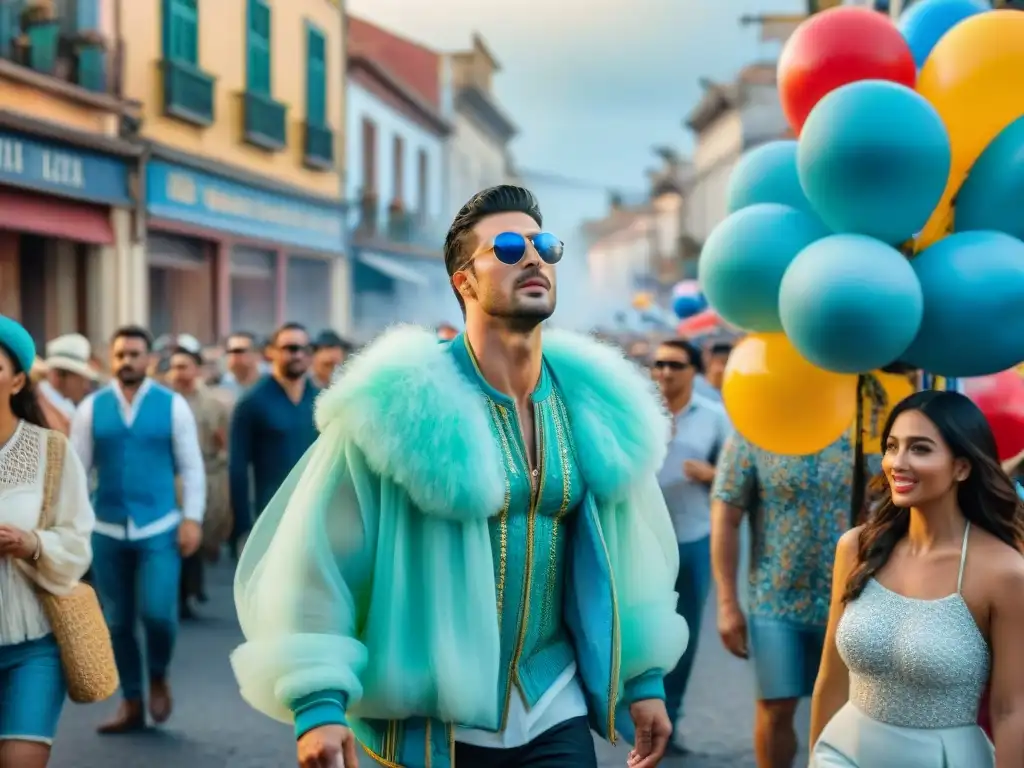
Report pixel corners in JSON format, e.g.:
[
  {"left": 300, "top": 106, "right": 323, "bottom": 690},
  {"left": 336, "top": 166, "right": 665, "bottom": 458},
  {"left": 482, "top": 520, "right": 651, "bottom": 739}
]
[{"left": 70, "top": 325, "right": 206, "bottom": 733}]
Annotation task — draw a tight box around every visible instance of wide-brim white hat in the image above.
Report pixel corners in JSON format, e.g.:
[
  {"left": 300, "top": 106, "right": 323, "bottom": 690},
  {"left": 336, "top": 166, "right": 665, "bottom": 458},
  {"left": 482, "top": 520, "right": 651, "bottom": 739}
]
[{"left": 45, "top": 333, "right": 99, "bottom": 381}]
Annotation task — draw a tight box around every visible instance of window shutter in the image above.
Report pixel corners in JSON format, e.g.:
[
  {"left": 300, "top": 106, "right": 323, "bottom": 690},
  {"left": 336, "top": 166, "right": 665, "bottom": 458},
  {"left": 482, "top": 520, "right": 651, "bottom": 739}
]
[
  {"left": 247, "top": 0, "right": 271, "bottom": 95},
  {"left": 306, "top": 25, "right": 326, "bottom": 126},
  {"left": 164, "top": 0, "right": 198, "bottom": 64}
]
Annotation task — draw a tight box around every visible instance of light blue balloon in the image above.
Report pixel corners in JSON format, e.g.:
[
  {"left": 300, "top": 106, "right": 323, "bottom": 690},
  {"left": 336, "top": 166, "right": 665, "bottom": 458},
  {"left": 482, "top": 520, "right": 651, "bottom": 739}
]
[
  {"left": 726, "top": 141, "right": 815, "bottom": 216},
  {"left": 899, "top": 0, "right": 988, "bottom": 69},
  {"left": 699, "top": 203, "right": 830, "bottom": 333},
  {"left": 798, "top": 80, "right": 951, "bottom": 246},
  {"left": 779, "top": 235, "right": 923, "bottom": 374},
  {"left": 955, "top": 115, "right": 1024, "bottom": 241},
  {"left": 902, "top": 231, "right": 1024, "bottom": 377}
]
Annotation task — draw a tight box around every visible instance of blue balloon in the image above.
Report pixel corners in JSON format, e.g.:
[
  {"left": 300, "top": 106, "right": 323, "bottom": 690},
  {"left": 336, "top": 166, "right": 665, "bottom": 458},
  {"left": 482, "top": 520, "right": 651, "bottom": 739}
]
[
  {"left": 798, "top": 80, "right": 951, "bottom": 246},
  {"left": 902, "top": 231, "right": 1024, "bottom": 377},
  {"left": 955, "top": 115, "right": 1024, "bottom": 241},
  {"left": 726, "top": 141, "right": 816, "bottom": 216},
  {"left": 899, "top": 0, "right": 988, "bottom": 69},
  {"left": 779, "top": 235, "right": 923, "bottom": 374},
  {"left": 672, "top": 293, "right": 706, "bottom": 319},
  {"left": 699, "top": 203, "right": 830, "bottom": 333}
]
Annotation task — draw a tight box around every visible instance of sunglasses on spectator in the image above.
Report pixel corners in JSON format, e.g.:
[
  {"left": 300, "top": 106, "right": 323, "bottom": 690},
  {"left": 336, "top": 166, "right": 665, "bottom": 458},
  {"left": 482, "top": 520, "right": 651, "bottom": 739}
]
[{"left": 652, "top": 360, "right": 692, "bottom": 371}]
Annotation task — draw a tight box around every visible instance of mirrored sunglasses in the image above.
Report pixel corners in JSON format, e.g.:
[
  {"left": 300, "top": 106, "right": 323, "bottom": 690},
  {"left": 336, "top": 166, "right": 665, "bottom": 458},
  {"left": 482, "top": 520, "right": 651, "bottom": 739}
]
[{"left": 488, "top": 231, "right": 564, "bottom": 265}]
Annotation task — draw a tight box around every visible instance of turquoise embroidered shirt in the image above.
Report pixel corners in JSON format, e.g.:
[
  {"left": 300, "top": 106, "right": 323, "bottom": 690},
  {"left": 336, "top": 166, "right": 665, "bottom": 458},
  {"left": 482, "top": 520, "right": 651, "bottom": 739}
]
[{"left": 451, "top": 335, "right": 586, "bottom": 730}]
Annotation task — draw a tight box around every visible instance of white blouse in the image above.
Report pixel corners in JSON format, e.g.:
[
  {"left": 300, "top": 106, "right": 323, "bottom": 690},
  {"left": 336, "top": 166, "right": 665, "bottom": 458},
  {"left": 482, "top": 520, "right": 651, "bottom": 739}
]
[{"left": 0, "top": 420, "right": 95, "bottom": 646}]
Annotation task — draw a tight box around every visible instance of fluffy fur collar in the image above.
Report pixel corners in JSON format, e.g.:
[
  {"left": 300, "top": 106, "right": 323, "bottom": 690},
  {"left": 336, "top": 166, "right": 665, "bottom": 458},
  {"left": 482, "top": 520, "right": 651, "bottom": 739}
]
[{"left": 315, "top": 326, "right": 669, "bottom": 520}]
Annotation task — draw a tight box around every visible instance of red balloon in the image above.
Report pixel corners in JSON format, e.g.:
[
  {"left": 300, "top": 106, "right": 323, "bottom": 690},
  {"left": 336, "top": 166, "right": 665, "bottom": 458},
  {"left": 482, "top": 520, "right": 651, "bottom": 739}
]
[
  {"left": 963, "top": 370, "right": 1024, "bottom": 462},
  {"left": 778, "top": 7, "right": 917, "bottom": 135},
  {"left": 677, "top": 308, "right": 721, "bottom": 336}
]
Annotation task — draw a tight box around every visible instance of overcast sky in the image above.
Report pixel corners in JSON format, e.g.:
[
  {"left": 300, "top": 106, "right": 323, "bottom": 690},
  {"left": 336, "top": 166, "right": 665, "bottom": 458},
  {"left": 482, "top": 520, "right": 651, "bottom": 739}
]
[{"left": 346, "top": 0, "right": 804, "bottom": 324}]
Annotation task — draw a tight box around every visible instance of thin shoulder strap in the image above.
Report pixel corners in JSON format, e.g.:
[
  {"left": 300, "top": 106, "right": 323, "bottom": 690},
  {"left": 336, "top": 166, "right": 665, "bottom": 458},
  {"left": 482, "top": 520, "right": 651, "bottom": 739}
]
[
  {"left": 39, "top": 431, "right": 67, "bottom": 530},
  {"left": 956, "top": 521, "right": 971, "bottom": 594}
]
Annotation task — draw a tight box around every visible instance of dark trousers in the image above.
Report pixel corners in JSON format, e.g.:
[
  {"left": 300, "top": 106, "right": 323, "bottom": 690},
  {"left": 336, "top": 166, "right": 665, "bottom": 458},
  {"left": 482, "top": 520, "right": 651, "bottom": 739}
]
[
  {"left": 663, "top": 536, "right": 712, "bottom": 730},
  {"left": 454, "top": 716, "right": 598, "bottom": 767}
]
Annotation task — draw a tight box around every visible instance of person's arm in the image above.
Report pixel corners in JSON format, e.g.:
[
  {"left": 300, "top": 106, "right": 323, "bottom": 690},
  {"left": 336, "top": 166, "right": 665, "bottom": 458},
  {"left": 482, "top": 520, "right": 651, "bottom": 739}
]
[
  {"left": 68, "top": 394, "right": 95, "bottom": 474},
  {"left": 171, "top": 393, "right": 207, "bottom": 525},
  {"left": 17, "top": 434, "right": 95, "bottom": 594},
  {"left": 809, "top": 527, "right": 860, "bottom": 746},
  {"left": 710, "top": 433, "right": 756, "bottom": 610},
  {"left": 989, "top": 560, "right": 1024, "bottom": 763},
  {"left": 229, "top": 393, "right": 257, "bottom": 534},
  {"left": 230, "top": 430, "right": 375, "bottom": 745}
]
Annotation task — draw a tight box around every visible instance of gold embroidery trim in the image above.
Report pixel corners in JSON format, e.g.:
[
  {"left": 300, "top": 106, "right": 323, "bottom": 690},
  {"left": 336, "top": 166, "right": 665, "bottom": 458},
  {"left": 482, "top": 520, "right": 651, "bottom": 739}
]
[
  {"left": 487, "top": 400, "right": 514, "bottom": 618},
  {"left": 541, "top": 398, "right": 572, "bottom": 629},
  {"left": 424, "top": 719, "right": 432, "bottom": 768}
]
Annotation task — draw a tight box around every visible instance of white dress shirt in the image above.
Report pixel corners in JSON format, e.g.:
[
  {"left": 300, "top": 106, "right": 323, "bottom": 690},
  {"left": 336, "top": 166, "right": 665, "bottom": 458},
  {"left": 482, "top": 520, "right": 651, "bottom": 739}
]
[
  {"left": 455, "top": 663, "right": 588, "bottom": 748},
  {"left": 70, "top": 379, "right": 206, "bottom": 541}
]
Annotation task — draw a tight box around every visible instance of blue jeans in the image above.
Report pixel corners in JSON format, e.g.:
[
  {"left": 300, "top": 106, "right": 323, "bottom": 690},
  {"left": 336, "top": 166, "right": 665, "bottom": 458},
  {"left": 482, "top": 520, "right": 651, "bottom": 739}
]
[
  {"left": 91, "top": 529, "right": 181, "bottom": 700},
  {"left": 663, "top": 536, "right": 711, "bottom": 729}
]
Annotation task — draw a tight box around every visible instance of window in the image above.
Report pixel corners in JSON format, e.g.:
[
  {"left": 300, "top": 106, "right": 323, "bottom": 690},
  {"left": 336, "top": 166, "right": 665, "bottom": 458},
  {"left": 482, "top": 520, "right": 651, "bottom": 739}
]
[
  {"left": 417, "top": 149, "right": 428, "bottom": 218},
  {"left": 361, "top": 118, "right": 377, "bottom": 194},
  {"left": 163, "top": 0, "right": 198, "bottom": 65},
  {"left": 392, "top": 135, "right": 404, "bottom": 203},
  {"left": 246, "top": 0, "right": 272, "bottom": 96},
  {"left": 305, "top": 22, "right": 327, "bottom": 127}
]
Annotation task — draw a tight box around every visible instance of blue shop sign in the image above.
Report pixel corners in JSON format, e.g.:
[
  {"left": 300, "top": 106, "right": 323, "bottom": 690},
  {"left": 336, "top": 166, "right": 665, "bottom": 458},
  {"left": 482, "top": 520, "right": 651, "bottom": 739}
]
[
  {"left": 146, "top": 160, "right": 344, "bottom": 254},
  {"left": 0, "top": 130, "right": 131, "bottom": 206}
]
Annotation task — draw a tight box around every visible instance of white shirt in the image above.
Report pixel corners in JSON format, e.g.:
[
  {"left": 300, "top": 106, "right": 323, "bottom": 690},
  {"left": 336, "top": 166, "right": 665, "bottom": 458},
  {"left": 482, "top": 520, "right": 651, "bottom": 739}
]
[
  {"left": 70, "top": 379, "right": 206, "bottom": 540},
  {"left": 38, "top": 379, "right": 76, "bottom": 419},
  {"left": 455, "top": 664, "right": 588, "bottom": 748},
  {"left": 0, "top": 421, "right": 95, "bottom": 645}
]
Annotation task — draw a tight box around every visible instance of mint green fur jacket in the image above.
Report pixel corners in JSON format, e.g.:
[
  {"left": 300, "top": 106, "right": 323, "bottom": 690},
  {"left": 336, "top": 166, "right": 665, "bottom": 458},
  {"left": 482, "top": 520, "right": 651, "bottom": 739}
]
[{"left": 230, "top": 326, "right": 688, "bottom": 747}]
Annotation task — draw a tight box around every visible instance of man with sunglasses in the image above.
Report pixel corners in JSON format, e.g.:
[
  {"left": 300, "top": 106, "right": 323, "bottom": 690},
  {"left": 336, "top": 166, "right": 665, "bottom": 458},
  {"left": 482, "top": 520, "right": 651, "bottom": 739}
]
[
  {"left": 650, "top": 339, "right": 730, "bottom": 754},
  {"left": 228, "top": 322, "right": 319, "bottom": 553},
  {"left": 231, "top": 186, "right": 688, "bottom": 768}
]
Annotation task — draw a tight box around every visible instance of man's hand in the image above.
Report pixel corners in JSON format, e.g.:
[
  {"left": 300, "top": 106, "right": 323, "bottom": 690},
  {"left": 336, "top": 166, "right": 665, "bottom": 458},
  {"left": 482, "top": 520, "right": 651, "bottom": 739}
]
[
  {"left": 627, "top": 698, "right": 672, "bottom": 768},
  {"left": 682, "top": 459, "right": 715, "bottom": 484},
  {"left": 178, "top": 519, "right": 203, "bottom": 558},
  {"left": 298, "top": 724, "right": 359, "bottom": 768},
  {"left": 717, "top": 599, "right": 748, "bottom": 659}
]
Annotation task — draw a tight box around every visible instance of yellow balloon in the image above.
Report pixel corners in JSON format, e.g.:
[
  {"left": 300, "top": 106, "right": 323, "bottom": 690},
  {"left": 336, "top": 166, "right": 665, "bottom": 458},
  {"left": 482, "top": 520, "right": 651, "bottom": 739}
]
[
  {"left": 722, "top": 333, "right": 858, "bottom": 456},
  {"left": 860, "top": 371, "right": 915, "bottom": 455},
  {"left": 632, "top": 292, "right": 652, "bottom": 310},
  {"left": 916, "top": 11, "right": 1024, "bottom": 251}
]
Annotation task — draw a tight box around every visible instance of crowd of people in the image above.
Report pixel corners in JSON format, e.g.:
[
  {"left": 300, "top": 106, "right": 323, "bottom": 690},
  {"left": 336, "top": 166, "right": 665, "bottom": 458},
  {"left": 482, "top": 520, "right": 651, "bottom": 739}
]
[{"left": 0, "top": 185, "right": 1022, "bottom": 768}]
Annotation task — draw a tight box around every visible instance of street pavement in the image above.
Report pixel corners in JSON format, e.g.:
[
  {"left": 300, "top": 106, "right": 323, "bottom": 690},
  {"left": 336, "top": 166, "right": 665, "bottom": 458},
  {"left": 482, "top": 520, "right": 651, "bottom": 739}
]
[{"left": 52, "top": 557, "right": 809, "bottom": 768}]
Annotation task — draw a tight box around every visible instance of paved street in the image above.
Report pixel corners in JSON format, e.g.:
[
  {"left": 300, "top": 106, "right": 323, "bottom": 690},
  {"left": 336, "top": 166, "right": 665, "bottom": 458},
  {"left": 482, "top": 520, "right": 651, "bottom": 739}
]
[{"left": 52, "top": 553, "right": 809, "bottom": 768}]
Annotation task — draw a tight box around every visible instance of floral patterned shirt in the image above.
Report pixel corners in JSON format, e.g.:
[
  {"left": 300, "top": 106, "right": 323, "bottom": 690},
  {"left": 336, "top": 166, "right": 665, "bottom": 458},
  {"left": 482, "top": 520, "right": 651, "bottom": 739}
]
[{"left": 712, "top": 431, "right": 881, "bottom": 627}]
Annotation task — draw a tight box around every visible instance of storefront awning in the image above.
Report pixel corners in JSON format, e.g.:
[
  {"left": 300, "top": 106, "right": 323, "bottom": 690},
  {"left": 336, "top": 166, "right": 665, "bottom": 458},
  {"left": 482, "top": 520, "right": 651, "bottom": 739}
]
[
  {"left": 357, "top": 251, "right": 429, "bottom": 286},
  {"left": 0, "top": 188, "right": 113, "bottom": 244}
]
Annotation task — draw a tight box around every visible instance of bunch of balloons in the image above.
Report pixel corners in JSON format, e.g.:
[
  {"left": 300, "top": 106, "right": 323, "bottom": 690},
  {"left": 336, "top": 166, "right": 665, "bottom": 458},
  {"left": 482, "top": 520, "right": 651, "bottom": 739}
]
[{"left": 699, "top": 1, "right": 1024, "bottom": 455}]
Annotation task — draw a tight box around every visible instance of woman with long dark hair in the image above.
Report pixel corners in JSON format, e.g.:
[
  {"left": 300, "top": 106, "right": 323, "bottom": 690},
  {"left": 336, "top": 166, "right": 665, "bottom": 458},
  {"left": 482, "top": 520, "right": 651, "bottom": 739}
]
[
  {"left": 808, "top": 389, "right": 1024, "bottom": 767},
  {"left": 0, "top": 316, "right": 94, "bottom": 767}
]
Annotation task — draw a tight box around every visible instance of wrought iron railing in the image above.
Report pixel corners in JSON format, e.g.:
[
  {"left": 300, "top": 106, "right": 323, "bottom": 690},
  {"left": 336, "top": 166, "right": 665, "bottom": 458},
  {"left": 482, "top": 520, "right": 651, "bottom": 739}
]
[
  {"left": 303, "top": 121, "right": 333, "bottom": 169},
  {"left": 162, "top": 58, "right": 215, "bottom": 125}
]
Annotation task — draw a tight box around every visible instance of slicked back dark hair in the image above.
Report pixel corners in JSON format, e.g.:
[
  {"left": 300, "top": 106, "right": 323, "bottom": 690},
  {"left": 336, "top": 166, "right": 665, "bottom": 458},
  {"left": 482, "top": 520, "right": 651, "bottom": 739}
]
[{"left": 443, "top": 185, "right": 543, "bottom": 314}]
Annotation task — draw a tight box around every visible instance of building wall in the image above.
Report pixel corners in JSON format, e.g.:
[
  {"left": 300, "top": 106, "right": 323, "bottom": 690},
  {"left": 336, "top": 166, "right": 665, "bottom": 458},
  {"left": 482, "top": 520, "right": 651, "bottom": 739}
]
[
  {"left": 346, "top": 80, "right": 446, "bottom": 223},
  {"left": 447, "top": 111, "right": 508, "bottom": 216},
  {"left": 587, "top": 216, "right": 656, "bottom": 321},
  {"left": 122, "top": 0, "right": 344, "bottom": 199}
]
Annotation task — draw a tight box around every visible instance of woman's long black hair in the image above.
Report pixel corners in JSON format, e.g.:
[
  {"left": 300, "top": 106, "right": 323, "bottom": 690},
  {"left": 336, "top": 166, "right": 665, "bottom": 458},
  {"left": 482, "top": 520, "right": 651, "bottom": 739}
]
[
  {"left": 843, "top": 389, "right": 1024, "bottom": 603},
  {"left": 1, "top": 341, "right": 47, "bottom": 429}
]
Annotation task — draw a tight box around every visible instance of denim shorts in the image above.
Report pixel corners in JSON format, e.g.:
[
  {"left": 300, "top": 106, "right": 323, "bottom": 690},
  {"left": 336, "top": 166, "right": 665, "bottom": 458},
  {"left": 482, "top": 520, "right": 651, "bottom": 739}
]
[
  {"left": 0, "top": 634, "right": 66, "bottom": 744},
  {"left": 748, "top": 616, "right": 826, "bottom": 701}
]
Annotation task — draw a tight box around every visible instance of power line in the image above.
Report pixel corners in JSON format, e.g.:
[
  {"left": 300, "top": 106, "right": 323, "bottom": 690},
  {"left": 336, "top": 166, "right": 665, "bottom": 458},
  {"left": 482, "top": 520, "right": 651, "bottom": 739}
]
[{"left": 516, "top": 167, "right": 623, "bottom": 193}]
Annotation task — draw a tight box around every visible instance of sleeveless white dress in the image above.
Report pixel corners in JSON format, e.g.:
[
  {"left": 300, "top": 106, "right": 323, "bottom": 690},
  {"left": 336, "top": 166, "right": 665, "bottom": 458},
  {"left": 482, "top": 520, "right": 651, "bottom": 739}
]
[{"left": 811, "top": 523, "right": 995, "bottom": 767}]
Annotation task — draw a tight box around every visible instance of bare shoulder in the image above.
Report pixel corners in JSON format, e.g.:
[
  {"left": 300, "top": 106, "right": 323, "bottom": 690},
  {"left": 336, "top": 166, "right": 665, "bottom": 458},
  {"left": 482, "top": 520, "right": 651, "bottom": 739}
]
[
  {"left": 970, "top": 527, "right": 1024, "bottom": 594},
  {"left": 836, "top": 526, "right": 864, "bottom": 561}
]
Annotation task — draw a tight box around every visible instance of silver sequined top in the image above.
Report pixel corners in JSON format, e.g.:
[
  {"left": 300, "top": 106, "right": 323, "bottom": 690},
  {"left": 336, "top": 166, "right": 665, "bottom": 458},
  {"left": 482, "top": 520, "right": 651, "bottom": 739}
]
[{"left": 835, "top": 524, "right": 990, "bottom": 729}]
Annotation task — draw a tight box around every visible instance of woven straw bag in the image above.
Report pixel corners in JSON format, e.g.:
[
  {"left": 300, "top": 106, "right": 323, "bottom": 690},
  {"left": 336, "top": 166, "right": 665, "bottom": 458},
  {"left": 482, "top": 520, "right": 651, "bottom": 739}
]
[{"left": 37, "top": 431, "right": 119, "bottom": 704}]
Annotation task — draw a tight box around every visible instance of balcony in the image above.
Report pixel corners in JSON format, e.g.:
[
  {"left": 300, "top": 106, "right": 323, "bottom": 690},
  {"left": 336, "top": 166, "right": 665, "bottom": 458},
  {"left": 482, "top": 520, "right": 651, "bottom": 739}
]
[
  {"left": 162, "top": 59, "right": 215, "bottom": 126},
  {"left": 353, "top": 195, "right": 443, "bottom": 254},
  {"left": 0, "top": 0, "right": 116, "bottom": 95},
  {"left": 303, "top": 121, "right": 333, "bottom": 170},
  {"left": 243, "top": 90, "right": 286, "bottom": 151}
]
